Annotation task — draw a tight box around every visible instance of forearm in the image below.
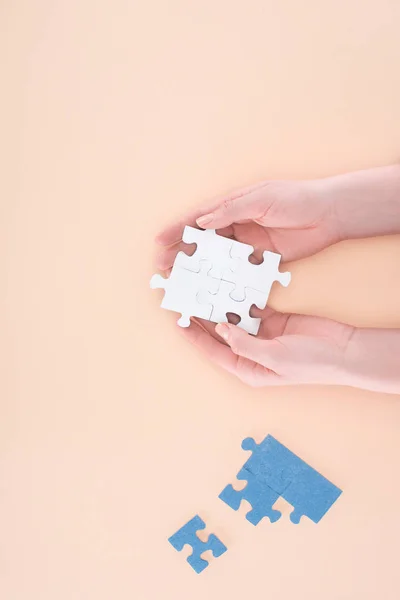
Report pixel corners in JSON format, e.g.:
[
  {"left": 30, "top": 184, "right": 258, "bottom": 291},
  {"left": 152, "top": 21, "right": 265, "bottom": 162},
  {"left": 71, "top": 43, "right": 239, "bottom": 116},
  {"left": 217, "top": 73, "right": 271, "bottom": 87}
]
[
  {"left": 342, "top": 328, "right": 400, "bottom": 395},
  {"left": 319, "top": 164, "right": 400, "bottom": 240}
]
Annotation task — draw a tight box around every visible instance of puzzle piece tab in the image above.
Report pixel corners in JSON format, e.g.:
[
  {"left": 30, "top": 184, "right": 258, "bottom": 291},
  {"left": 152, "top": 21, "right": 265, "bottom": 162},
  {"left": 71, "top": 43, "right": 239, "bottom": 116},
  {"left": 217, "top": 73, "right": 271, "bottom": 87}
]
[
  {"left": 219, "top": 468, "right": 281, "bottom": 525},
  {"left": 150, "top": 261, "right": 220, "bottom": 327},
  {"left": 168, "top": 515, "right": 227, "bottom": 573},
  {"left": 223, "top": 243, "right": 291, "bottom": 301},
  {"left": 198, "top": 281, "right": 267, "bottom": 335}
]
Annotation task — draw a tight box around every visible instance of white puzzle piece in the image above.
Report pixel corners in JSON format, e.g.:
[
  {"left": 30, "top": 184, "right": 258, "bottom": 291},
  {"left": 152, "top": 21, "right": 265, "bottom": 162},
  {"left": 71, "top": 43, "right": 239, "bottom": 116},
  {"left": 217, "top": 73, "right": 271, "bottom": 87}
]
[
  {"left": 180, "top": 226, "right": 233, "bottom": 279},
  {"left": 150, "top": 260, "right": 220, "bottom": 327},
  {"left": 223, "top": 241, "right": 291, "bottom": 301},
  {"left": 198, "top": 281, "right": 267, "bottom": 335}
]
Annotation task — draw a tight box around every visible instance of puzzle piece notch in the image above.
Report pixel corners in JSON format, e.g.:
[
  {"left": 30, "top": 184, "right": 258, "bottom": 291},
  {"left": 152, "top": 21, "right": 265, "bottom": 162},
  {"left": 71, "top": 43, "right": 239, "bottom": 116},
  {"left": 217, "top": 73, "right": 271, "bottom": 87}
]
[
  {"left": 181, "top": 226, "right": 233, "bottom": 279},
  {"left": 223, "top": 243, "right": 291, "bottom": 301},
  {"left": 168, "top": 515, "right": 227, "bottom": 574},
  {"left": 219, "top": 468, "right": 282, "bottom": 525},
  {"left": 198, "top": 280, "right": 267, "bottom": 335},
  {"left": 150, "top": 260, "right": 220, "bottom": 327}
]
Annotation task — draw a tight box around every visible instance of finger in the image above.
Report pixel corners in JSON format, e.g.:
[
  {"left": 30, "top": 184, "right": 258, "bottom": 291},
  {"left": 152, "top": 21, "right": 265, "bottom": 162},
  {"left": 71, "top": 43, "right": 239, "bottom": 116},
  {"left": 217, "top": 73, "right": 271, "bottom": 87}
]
[
  {"left": 196, "top": 182, "right": 272, "bottom": 230},
  {"left": 179, "top": 320, "right": 240, "bottom": 374},
  {"left": 155, "top": 241, "right": 196, "bottom": 270},
  {"left": 156, "top": 182, "right": 267, "bottom": 246},
  {"left": 191, "top": 317, "right": 226, "bottom": 342},
  {"left": 230, "top": 222, "right": 276, "bottom": 261},
  {"left": 215, "top": 323, "right": 283, "bottom": 373},
  {"left": 180, "top": 321, "right": 281, "bottom": 386},
  {"left": 257, "top": 308, "right": 291, "bottom": 339},
  {"left": 155, "top": 213, "right": 197, "bottom": 247},
  {"left": 155, "top": 213, "right": 234, "bottom": 247}
]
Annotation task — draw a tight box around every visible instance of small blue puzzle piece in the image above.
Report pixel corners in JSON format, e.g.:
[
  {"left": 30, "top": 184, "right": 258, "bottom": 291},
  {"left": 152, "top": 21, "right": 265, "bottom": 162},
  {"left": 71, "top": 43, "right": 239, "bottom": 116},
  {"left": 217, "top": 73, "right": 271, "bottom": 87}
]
[
  {"left": 282, "top": 467, "right": 342, "bottom": 524},
  {"left": 168, "top": 515, "right": 227, "bottom": 574},
  {"left": 241, "top": 435, "right": 309, "bottom": 494},
  {"left": 219, "top": 468, "right": 281, "bottom": 525}
]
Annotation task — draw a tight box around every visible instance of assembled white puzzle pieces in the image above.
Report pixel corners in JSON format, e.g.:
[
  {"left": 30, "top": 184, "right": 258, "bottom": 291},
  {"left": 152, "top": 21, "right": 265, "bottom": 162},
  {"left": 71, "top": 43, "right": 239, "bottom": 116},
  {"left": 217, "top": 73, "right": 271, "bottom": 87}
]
[{"left": 150, "top": 225, "right": 291, "bottom": 334}]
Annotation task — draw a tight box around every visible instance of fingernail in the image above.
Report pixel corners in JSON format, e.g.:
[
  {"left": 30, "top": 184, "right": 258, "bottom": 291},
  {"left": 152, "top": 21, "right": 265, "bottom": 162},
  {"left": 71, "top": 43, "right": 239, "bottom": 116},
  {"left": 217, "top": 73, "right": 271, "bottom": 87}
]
[
  {"left": 216, "top": 323, "right": 230, "bottom": 341},
  {"left": 196, "top": 213, "right": 214, "bottom": 227}
]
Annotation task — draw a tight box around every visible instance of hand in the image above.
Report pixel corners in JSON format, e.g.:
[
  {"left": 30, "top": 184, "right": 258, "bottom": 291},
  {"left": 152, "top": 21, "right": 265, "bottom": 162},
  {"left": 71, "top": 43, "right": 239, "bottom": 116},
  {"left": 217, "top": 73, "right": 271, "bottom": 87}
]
[
  {"left": 179, "top": 309, "right": 354, "bottom": 388},
  {"left": 156, "top": 165, "right": 400, "bottom": 268},
  {"left": 155, "top": 179, "right": 348, "bottom": 389},
  {"left": 180, "top": 313, "right": 400, "bottom": 394},
  {"left": 154, "top": 168, "right": 400, "bottom": 394},
  {"left": 156, "top": 179, "right": 340, "bottom": 266}
]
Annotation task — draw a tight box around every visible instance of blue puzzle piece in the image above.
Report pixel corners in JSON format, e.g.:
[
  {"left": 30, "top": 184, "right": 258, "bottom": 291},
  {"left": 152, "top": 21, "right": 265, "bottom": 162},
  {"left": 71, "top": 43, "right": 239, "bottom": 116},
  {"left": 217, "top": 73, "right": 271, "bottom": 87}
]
[
  {"left": 241, "top": 435, "right": 309, "bottom": 494},
  {"left": 219, "top": 468, "right": 281, "bottom": 525},
  {"left": 282, "top": 467, "right": 342, "bottom": 524},
  {"left": 168, "top": 515, "right": 227, "bottom": 574},
  {"left": 236, "top": 435, "right": 342, "bottom": 524}
]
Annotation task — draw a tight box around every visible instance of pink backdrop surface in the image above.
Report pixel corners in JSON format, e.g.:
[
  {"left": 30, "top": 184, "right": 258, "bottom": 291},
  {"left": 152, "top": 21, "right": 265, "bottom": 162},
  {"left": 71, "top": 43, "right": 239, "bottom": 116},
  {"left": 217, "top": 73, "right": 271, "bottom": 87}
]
[{"left": 1, "top": 1, "right": 400, "bottom": 599}]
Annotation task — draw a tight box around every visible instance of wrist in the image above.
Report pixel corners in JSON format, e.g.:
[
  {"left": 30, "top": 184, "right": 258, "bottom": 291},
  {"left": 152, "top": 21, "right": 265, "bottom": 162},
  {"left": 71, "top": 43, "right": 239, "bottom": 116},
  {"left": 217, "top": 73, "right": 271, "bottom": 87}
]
[
  {"left": 317, "top": 165, "right": 400, "bottom": 241},
  {"left": 341, "top": 328, "right": 400, "bottom": 394}
]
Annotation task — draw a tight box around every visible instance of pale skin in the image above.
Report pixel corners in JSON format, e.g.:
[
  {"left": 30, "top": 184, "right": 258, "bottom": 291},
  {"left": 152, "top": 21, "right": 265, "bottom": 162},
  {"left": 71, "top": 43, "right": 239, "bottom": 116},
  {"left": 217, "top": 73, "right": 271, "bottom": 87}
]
[{"left": 156, "top": 165, "right": 400, "bottom": 394}]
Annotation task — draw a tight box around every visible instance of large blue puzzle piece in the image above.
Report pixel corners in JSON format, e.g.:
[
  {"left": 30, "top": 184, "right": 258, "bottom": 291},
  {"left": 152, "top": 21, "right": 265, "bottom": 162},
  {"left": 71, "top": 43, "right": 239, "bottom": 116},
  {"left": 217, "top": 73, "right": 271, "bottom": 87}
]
[
  {"left": 168, "top": 515, "right": 227, "bottom": 574},
  {"left": 282, "top": 467, "right": 342, "bottom": 524},
  {"left": 241, "top": 435, "right": 308, "bottom": 493},
  {"left": 219, "top": 468, "right": 282, "bottom": 525},
  {"left": 228, "top": 435, "right": 342, "bottom": 525}
]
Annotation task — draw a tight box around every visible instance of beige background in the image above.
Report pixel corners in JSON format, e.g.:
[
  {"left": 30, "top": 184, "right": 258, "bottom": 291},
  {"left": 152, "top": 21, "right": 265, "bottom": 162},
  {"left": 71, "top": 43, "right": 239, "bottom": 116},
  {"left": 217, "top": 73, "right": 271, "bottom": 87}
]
[{"left": 1, "top": 1, "right": 400, "bottom": 599}]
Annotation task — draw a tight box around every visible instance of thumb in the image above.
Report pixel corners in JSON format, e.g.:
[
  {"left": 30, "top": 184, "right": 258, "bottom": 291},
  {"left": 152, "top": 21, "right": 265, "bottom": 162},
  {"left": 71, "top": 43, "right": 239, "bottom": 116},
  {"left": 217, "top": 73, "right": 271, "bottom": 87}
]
[
  {"left": 215, "top": 323, "right": 280, "bottom": 369},
  {"left": 196, "top": 186, "right": 270, "bottom": 229}
]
